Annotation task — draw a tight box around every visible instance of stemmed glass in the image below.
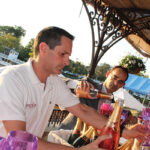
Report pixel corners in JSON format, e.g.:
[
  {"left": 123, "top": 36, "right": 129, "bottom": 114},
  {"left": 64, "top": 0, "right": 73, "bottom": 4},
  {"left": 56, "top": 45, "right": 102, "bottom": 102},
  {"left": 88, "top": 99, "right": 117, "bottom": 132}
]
[
  {"left": 1, "top": 130, "right": 38, "bottom": 150},
  {"left": 142, "top": 108, "right": 150, "bottom": 146}
]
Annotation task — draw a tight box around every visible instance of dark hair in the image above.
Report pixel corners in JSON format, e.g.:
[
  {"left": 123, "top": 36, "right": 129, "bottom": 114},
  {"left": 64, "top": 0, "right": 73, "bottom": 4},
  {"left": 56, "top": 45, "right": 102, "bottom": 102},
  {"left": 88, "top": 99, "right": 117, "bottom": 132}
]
[
  {"left": 33, "top": 26, "right": 75, "bottom": 58},
  {"left": 110, "top": 66, "right": 129, "bottom": 81}
]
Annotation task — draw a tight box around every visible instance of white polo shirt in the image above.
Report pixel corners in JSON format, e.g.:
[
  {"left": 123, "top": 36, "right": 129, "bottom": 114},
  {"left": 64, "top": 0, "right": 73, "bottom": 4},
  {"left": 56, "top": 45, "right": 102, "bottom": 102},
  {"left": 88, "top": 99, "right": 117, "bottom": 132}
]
[{"left": 0, "top": 59, "right": 79, "bottom": 138}]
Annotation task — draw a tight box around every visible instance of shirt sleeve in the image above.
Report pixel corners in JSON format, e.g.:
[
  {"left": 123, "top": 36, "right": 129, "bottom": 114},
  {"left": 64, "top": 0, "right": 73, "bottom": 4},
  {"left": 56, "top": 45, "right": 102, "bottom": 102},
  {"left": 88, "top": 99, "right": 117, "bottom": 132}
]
[
  {"left": 0, "top": 70, "right": 25, "bottom": 121},
  {"left": 51, "top": 76, "right": 80, "bottom": 108}
]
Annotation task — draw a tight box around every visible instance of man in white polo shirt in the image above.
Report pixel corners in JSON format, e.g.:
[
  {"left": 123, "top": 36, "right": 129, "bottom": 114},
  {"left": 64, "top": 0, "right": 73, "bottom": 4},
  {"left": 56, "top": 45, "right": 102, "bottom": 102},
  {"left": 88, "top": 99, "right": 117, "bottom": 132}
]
[{"left": 0, "top": 26, "right": 146, "bottom": 150}]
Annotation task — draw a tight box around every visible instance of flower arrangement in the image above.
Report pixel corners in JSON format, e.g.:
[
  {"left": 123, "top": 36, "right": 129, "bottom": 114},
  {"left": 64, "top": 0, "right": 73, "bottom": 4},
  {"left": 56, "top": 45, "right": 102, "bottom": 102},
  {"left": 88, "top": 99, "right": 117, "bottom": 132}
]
[{"left": 119, "top": 55, "right": 146, "bottom": 74}]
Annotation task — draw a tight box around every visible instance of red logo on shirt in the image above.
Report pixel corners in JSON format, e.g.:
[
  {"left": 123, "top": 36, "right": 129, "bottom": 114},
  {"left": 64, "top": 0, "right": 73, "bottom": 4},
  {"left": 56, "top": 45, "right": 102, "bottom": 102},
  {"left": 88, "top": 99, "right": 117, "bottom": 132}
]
[{"left": 26, "top": 104, "right": 36, "bottom": 108}]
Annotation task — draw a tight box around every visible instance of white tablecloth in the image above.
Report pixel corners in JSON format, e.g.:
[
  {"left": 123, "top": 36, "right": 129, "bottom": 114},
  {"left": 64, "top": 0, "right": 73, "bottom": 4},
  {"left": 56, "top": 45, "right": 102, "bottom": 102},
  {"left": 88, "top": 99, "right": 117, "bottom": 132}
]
[{"left": 47, "top": 129, "right": 73, "bottom": 147}]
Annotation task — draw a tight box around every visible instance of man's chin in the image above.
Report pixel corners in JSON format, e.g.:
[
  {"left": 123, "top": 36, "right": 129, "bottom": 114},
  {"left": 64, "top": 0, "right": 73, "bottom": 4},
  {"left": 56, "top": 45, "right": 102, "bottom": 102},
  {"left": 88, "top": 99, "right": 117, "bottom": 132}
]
[
  {"left": 57, "top": 69, "right": 62, "bottom": 74},
  {"left": 108, "top": 87, "right": 116, "bottom": 93}
]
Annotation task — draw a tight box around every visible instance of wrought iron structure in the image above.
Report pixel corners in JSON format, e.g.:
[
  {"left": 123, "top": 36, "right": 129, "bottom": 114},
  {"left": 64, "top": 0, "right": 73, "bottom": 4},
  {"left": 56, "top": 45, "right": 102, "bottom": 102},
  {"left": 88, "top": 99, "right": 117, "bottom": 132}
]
[{"left": 82, "top": 0, "right": 150, "bottom": 77}]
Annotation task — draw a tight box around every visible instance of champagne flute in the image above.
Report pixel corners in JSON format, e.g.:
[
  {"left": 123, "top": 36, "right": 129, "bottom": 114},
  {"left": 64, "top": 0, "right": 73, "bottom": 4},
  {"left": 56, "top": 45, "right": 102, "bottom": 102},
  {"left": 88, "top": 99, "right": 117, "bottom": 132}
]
[
  {"left": 142, "top": 108, "right": 150, "bottom": 147},
  {"left": 5, "top": 130, "right": 38, "bottom": 150}
]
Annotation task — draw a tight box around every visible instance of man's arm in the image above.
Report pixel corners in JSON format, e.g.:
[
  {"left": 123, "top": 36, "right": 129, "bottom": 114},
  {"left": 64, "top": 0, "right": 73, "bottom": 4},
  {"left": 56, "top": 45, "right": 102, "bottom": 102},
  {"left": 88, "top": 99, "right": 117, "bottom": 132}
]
[
  {"left": 3, "top": 120, "right": 75, "bottom": 150},
  {"left": 66, "top": 103, "right": 147, "bottom": 142},
  {"left": 66, "top": 103, "right": 107, "bottom": 130},
  {"left": 122, "top": 124, "right": 147, "bottom": 142},
  {"left": 3, "top": 120, "right": 110, "bottom": 150}
]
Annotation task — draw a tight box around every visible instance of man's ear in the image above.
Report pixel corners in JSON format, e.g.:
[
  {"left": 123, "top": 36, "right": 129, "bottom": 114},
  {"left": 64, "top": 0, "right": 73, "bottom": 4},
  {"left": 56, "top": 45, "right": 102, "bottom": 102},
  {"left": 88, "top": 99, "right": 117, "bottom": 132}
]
[
  {"left": 122, "top": 82, "right": 125, "bottom": 87},
  {"left": 39, "top": 42, "right": 48, "bottom": 55},
  {"left": 106, "top": 71, "right": 110, "bottom": 78}
]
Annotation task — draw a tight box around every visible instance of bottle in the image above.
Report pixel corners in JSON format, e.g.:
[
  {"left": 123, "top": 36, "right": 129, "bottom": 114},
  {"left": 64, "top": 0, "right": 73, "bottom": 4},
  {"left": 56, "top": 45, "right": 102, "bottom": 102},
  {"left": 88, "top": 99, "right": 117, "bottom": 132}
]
[
  {"left": 118, "top": 138, "right": 134, "bottom": 150},
  {"left": 81, "top": 122, "right": 88, "bottom": 135},
  {"left": 98, "top": 99, "right": 124, "bottom": 150},
  {"left": 80, "top": 77, "right": 113, "bottom": 99},
  {"left": 131, "top": 117, "right": 142, "bottom": 150},
  {"left": 97, "top": 92, "right": 114, "bottom": 100},
  {"left": 91, "top": 128, "right": 98, "bottom": 142},
  {"left": 131, "top": 138, "right": 141, "bottom": 150},
  {"left": 73, "top": 126, "right": 94, "bottom": 148},
  {"left": 68, "top": 117, "right": 82, "bottom": 145},
  {"left": 75, "top": 88, "right": 113, "bottom": 100}
]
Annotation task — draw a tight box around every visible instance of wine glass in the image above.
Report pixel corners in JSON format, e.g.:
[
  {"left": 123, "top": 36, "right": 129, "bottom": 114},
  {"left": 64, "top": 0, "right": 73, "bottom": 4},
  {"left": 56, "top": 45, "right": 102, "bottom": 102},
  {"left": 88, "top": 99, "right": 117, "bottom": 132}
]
[
  {"left": 142, "top": 108, "right": 150, "bottom": 147},
  {"left": 3, "top": 130, "right": 38, "bottom": 150}
]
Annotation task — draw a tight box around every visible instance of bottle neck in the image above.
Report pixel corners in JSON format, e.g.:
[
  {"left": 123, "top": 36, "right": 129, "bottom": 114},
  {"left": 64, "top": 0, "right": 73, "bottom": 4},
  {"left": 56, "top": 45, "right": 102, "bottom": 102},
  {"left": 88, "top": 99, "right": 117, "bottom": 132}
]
[
  {"left": 92, "top": 128, "right": 98, "bottom": 139},
  {"left": 81, "top": 126, "right": 94, "bottom": 139},
  {"left": 118, "top": 138, "right": 134, "bottom": 150},
  {"left": 97, "top": 92, "right": 113, "bottom": 100},
  {"left": 73, "top": 118, "right": 82, "bottom": 134},
  {"left": 82, "top": 122, "right": 88, "bottom": 134},
  {"left": 107, "top": 100, "right": 123, "bottom": 127}
]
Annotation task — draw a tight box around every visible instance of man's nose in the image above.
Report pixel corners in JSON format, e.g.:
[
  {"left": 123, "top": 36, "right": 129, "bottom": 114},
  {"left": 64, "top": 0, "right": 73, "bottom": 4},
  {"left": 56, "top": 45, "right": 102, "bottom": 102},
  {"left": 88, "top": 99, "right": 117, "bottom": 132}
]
[
  {"left": 64, "top": 57, "right": 70, "bottom": 66},
  {"left": 114, "top": 80, "right": 119, "bottom": 86}
]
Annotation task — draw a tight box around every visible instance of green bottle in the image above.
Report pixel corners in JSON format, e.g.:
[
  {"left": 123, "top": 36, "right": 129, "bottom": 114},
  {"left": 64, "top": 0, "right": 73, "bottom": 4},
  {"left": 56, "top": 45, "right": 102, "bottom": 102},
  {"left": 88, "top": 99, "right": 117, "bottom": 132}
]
[{"left": 68, "top": 117, "right": 82, "bottom": 145}]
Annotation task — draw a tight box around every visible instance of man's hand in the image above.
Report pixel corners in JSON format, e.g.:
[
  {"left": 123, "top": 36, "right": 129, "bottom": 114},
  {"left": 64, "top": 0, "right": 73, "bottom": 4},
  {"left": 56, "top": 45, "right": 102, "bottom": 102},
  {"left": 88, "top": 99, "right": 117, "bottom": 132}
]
[
  {"left": 75, "top": 81, "right": 95, "bottom": 99},
  {"left": 79, "top": 80, "right": 94, "bottom": 92},
  {"left": 122, "top": 124, "right": 147, "bottom": 142},
  {"left": 78, "top": 134, "right": 112, "bottom": 150}
]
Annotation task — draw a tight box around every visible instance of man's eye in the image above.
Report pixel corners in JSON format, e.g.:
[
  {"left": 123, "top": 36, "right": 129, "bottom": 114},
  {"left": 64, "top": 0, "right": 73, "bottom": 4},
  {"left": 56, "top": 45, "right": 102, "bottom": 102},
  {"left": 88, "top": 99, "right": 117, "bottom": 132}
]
[
  {"left": 119, "top": 81, "right": 124, "bottom": 84},
  {"left": 61, "top": 53, "right": 65, "bottom": 56},
  {"left": 113, "top": 76, "right": 118, "bottom": 80}
]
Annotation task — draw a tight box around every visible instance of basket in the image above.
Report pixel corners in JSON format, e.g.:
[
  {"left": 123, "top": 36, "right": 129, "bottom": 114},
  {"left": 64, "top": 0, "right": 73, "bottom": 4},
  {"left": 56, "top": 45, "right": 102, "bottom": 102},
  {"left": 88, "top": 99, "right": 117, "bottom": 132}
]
[{"left": 48, "top": 108, "right": 69, "bottom": 127}]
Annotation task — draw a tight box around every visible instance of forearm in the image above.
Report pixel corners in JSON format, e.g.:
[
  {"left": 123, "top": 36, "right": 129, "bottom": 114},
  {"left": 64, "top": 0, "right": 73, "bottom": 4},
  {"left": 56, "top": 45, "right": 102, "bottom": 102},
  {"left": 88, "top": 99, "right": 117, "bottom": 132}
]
[
  {"left": 38, "top": 138, "right": 75, "bottom": 150},
  {"left": 81, "top": 105, "right": 107, "bottom": 129},
  {"left": 121, "top": 123, "right": 147, "bottom": 143},
  {"left": 68, "top": 104, "right": 107, "bottom": 130}
]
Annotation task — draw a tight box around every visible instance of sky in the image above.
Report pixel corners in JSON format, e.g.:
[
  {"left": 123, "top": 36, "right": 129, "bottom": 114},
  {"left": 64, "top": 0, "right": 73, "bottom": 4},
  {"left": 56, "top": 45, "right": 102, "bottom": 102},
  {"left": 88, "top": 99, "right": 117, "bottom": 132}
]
[{"left": 1, "top": 0, "right": 150, "bottom": 75}]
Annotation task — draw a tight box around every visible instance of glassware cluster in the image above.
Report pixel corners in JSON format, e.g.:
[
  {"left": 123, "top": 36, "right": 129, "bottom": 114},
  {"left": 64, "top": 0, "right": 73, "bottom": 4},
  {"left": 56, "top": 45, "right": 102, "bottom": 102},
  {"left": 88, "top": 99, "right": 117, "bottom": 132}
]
[
  {"left": 0, "top": 130, "right": 38, "bottom": 150},
  {"left": 142, "top": 108, "right": 150, "bottom": 147}
]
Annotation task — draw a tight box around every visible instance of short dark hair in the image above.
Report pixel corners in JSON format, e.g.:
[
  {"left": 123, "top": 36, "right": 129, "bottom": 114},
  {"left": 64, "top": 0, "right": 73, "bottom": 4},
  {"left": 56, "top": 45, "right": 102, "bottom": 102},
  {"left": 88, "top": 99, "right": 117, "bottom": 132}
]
[
  {"left": 33, "top": 26, "right": 75, "bottom": 58},
  {"left": 110, "top": 66, "right": 129, "bottom": 81}
]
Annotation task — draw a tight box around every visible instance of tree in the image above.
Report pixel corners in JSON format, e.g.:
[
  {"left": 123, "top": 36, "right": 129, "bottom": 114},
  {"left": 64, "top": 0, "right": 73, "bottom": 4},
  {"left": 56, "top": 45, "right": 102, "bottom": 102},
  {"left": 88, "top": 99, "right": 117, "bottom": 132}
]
[
  {"left": 18, "top": 38, "right": 34, "bottom": 61},
  {"left": 0, "top": 25, "right": 33, "bottom": 62},
  {"left": 0, "top": 25, "right": 26, "bottom": 57},
  {"left": 27, "top": 38, "right": 34, "bottom": 58},
  {"left": 95, "top": 63, "right": 111, "bottom": 81},
  {"left": 0, "top": 25, "right": 25, "bottom": 38},
  {"left": 63, "top": 60, "right": 88, "bottom": 76},
  {"left": 0, "top": 34, "right": 20, "bottom": 52}
]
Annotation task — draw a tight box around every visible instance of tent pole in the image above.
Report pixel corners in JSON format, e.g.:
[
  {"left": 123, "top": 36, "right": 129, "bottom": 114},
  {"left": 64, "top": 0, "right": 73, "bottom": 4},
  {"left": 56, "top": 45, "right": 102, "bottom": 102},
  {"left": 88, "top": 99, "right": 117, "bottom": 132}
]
[{"left": 142, "top": 95, "right": 147, "bottom": 105}]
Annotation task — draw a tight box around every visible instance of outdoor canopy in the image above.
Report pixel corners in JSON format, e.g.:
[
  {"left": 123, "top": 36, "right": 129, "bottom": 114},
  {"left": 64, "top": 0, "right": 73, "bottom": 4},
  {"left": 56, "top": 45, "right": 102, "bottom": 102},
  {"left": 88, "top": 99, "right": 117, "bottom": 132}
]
[
  {"left": 114, "top": 88, "right": 145, "bottom": 111},
  {"left": 124, "top": 73, "right": 150, "bottom": 96}
]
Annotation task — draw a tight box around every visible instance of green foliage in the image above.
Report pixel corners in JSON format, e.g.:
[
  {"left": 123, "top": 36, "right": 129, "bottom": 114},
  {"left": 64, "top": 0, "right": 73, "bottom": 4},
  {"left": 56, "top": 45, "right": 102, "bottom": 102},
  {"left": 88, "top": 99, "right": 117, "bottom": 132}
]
[
  {"left": 0, "top": 25, "right": 26, "bottom": 58},
  {"left": 0, "top": 25, "right": 34, "bottom": 62},
  {"left": 0, "top": 25, "right": 25, "bottom": 38},
  {"left": 119, "top": 54, "right": 146, "bottom": 74},
  {"left": 18, "top": 38, "right": 34, "bottom": 61},
  {"left": 0, "top": 34, "right": 20, "bottom": 52},
  {"left": 95, "top": 63, "right": 111, "bottom": 81},
  {"left": 63, "top": 61, "right": 112, "bottom": 81},
  {"left": 63, "top": 60, "right": 88, "bottom": 76}
]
